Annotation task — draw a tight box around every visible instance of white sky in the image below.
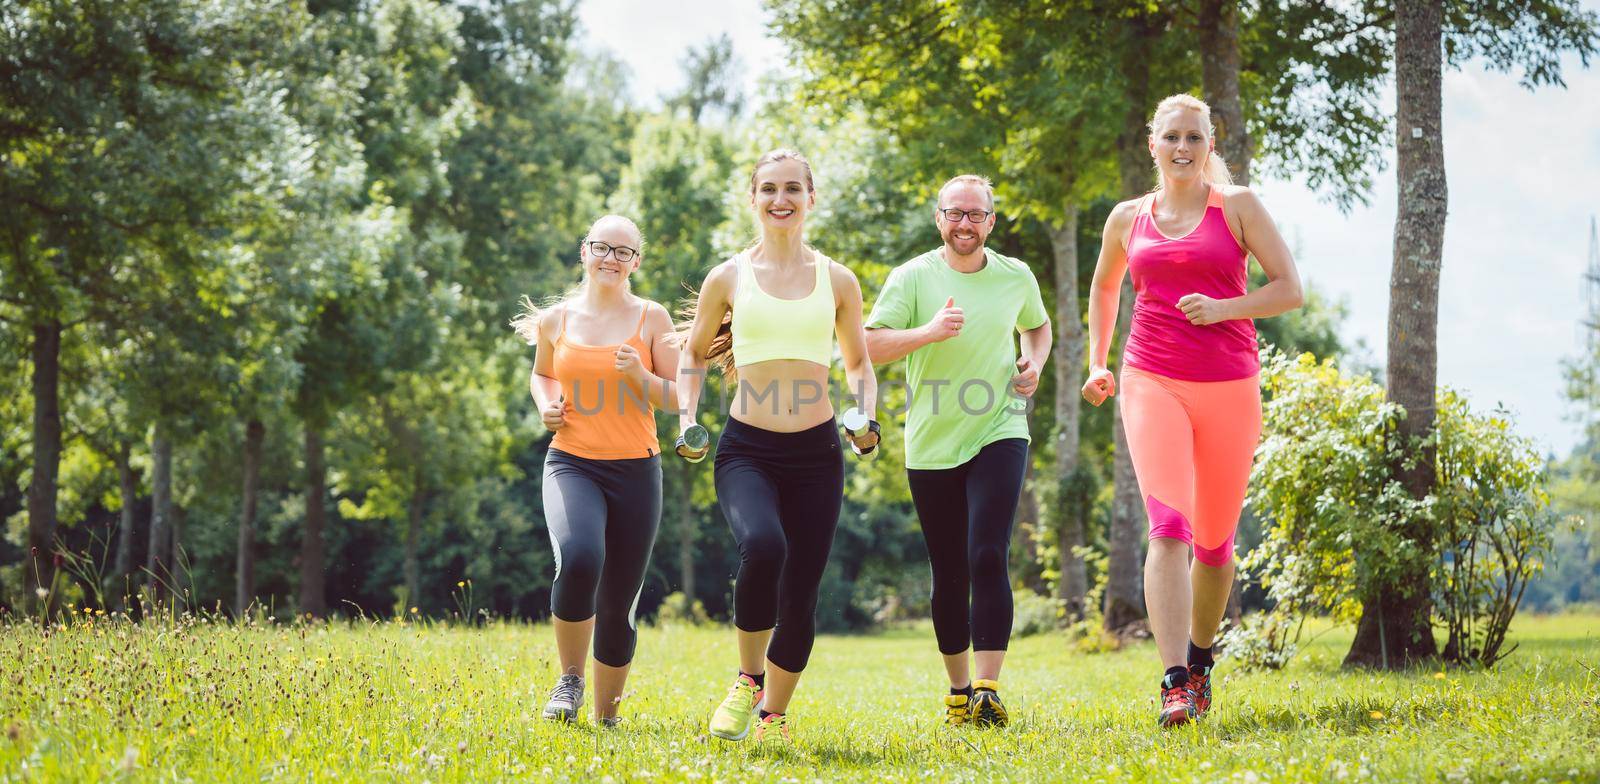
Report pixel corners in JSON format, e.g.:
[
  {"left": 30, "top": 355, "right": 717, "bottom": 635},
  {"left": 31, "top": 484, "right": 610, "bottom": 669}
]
[{"left": 578, "top": 0, "right": 1600, "bottom": 458}]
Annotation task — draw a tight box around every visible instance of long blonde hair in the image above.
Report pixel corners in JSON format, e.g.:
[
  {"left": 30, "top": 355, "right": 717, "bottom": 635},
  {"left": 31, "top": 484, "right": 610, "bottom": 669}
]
[
  {"left": 1148, "top": 94, "right": 1233, "bottom": 188},
  {"left": 509, "top": 214, "right": 644, "bottom": 344}
]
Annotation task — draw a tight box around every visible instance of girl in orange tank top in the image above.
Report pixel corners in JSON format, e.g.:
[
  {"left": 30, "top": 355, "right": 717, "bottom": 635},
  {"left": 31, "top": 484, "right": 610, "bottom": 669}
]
[
  {"left": 510, "top": 214, "right": 680, "bottom": 728},
  {"left": 549, "top": 303, "right": 659, "bottom": 459}
]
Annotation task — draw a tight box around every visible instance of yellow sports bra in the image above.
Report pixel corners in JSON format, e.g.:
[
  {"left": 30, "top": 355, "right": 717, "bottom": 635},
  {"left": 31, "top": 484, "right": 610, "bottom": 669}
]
[{"left": 730, "top": 250, "right": 835, "bottom": 368}]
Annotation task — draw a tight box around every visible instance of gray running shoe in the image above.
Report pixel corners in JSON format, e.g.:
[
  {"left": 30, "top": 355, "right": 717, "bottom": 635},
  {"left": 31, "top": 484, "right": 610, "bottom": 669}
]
[{"left": 542, "top": 674, "right": 585, "bottom": 722}]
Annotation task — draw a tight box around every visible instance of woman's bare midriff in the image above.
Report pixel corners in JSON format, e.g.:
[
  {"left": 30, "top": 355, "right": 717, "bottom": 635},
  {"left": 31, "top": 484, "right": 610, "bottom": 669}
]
[{"left": 724, "top": 358, "right": 838, "bottom": 433}]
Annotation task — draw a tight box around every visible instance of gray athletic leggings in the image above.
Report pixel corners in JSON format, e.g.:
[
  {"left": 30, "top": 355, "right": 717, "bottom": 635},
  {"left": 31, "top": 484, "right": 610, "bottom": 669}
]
[{"left": 543, "top": 448, "right": 662, "bottom": 667}]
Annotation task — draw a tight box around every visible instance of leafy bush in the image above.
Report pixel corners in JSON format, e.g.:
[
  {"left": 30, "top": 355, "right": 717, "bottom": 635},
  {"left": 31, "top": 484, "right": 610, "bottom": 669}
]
[
  {"left": 1217, "top": 613, "right": 1299, "bottom": 671},
  {"left": 1011, "top": 589, "right": 1065, "bottom": 638},
  {"left": 654, "top": 591, "right": 710, "bottom": 627},
  {"left": 1240, "top": 352, "right": 1557, "bottom": 668},
  {"left": 1431, "top": 392, "right": 1555, "bottom": 666}
]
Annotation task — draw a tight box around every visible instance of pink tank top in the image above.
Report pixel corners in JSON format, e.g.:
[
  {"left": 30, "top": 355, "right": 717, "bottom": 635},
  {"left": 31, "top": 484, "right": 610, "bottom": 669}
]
[{"left": 1122, "top": 187, "right": 1258, "bottom": 382}]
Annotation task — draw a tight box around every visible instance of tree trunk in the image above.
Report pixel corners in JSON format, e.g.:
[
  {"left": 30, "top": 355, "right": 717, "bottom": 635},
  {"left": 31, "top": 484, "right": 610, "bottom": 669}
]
[
  {"left": 146, "top": 426, "right": 174, "bottom": 605},
  {"left": 676, "top": 462, "right": 696, "bottom": 601},
  {"left": 1049, "top": 209, "right": 1087, "bottom": 618},
  {"left": 1104, "top": 380, "right": 1147, "bottom": 632},
  {"left": 236, "top": 418, "right": 264, "bottom": 617},
  {"left": 172, "top": 504, "right": 187, "bottom": 603},
  {"left": 1200, "top": 0, "right": 1252, "bottom": 628},
  {"left": 1198, "top": 0, "right": 1252, "bottom": 185},
  {"left": 300, "top": 425, "right": 328, "bottom": 617},
  {"left": 24, "top": 320, "right": 62, "bottom": 615},
  {"left": 1104, "top": 20, "right": 1159, "bottom": 633},
  {"left": 1009, "top": 458, "right": 1049, "bottom": 594},
  {"left": 405, "top": 466, "right": 424, "bottom": 611},
  {"left": 1348, "top": 0, "right": 1446, "bottom": 669},
  {"left": 115, "top": 442, "right": 138, "bottom": 609}
]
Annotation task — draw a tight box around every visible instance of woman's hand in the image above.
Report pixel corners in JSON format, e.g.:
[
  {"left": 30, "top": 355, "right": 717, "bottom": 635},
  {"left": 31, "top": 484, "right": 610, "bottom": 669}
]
[
  {"left": 1176, "top": 293, "right": 1232, "bottom": 326},
  {"left": 1081, "top": 366, "right": 1116, "bottom": 407},
  {"left": 845, "top": 424, "right": 880, "bottom": 453},
  {"left": 542, "top": 395, "right": 567, "bottom": 430},
  {"left": 614, "top": 343, "right": 647, "bottom": 384}
]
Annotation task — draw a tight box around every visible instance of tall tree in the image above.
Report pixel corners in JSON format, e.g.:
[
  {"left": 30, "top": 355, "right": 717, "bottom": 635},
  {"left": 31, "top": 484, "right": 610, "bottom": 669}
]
[
  {"left": 290, "top": 0, "right": 474, "bottom": 616},
  {"left": 1348, "top": 0, "right": 1598, "bottom": 668},
  {"left": 1196, "top": 0, "right": 1250, "bottom": 184},
  {"left": 0, "top": 0, "right": 301, "bottom": 612},
  {"left": 668, "top": 33, "right": 745, "bottom": 123}
]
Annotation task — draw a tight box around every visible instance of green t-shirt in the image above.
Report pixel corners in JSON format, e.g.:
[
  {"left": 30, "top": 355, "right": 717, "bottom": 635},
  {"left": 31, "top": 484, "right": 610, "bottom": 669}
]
[{"left": 866, "top": 247, "right": 1049, "bottom": 470}]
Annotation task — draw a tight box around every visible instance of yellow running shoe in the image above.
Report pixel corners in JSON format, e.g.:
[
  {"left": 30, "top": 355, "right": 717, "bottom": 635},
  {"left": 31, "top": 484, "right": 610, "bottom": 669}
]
[
  {"left": 753, "top": 712, "right": 791, "bottom": 744},
  {"left": 972, "top": 679, "right": 1009, "bottom": 727},
  {"left": 943, "top": 692, "right": 973, "bottom": 726},
  {"left": 708, "top": 674, "right": 764, "bottom": 741}
]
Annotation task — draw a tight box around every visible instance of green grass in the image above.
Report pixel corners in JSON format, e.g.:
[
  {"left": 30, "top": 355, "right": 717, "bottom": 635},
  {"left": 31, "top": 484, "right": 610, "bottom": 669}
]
[{"left": 2, "top": 613, "right": 1598, "bottom": 782}]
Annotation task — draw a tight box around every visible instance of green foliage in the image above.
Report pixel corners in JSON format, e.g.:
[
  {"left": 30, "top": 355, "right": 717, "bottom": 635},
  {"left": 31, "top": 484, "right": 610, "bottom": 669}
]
[
  {"left": 653, "top": 591, "right": 711, "bottom": 627},
  {"left": 772, "top": 0, "right": 1127, "bottom": 222},
  {"left": 1218, "top": 611, "right": 1302, "bottom": 671},
  {"left": 1243, "top": 351, "right": 1558, "bottom": 668},
  {"left": 1432, "top": 392, "right": 1556, "bottom": 666},
  {"left": 1247, "top": 352, "right": 1409, "bottom": 626},
  {"left": 1011, "top": 588, "right": 1066, "bottom": 638}
]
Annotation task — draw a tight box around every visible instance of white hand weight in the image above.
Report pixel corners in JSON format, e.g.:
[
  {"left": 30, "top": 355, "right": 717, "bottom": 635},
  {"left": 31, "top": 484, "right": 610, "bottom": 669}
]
[{"left": 841, "top": 408, "right": 879, "bottom": 460}]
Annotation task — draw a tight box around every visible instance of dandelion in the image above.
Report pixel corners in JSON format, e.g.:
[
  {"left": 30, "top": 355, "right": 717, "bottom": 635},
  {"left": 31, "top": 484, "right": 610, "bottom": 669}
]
[
  {"left": 34, "top": 587, "right": 47, "bottom": 600},
  {"left": 411, "top": 607, "right": 420, "bottom": 615},
  {"left": 457, "top": 581, "right": 465, "bottom": 588},
  {"left": 1368, "top": 710, "right": 1384, "bottom": 720},
  {"left": 1434, "top": 672, "right": 1446, "bottom": 680}
]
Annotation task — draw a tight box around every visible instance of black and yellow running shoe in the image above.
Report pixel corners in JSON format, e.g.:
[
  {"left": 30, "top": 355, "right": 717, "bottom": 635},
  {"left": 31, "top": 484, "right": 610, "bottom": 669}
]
[
  {"left": 971, "top": 679, "right": 1008, "bottom": 728},
  {"left": 943, "top": 692, "right": 973, "bottom": 727}
]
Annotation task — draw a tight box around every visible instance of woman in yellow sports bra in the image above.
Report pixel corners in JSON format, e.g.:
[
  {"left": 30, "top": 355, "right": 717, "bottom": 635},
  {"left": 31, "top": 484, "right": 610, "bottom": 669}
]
[
  {"left": 510, "top": 215, "right": 679, "bottom": 728},
  {"left": 676, "top": 149, "right": 880, "bottom": 744}
]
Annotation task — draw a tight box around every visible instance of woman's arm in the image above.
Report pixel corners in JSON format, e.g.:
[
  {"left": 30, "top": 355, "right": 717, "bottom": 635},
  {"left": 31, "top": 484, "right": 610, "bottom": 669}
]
[
  {"left": 676, "top": 263, "right": 734, "bottom": 430},
  {"left": 1082, "top": 201, "right": 1137, "bottom": 405},
  {"left": 531, "top": 307, "right": 568, "bottom": 429},
  {"left": 833, "top": 263, "right": 879, "bottom": 449}
]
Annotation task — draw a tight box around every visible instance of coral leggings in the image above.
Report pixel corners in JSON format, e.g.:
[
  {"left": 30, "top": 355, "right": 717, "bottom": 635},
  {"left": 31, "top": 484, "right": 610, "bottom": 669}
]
[{"left": 1117, "top": 365, "right": 1261, "bottom": 566}]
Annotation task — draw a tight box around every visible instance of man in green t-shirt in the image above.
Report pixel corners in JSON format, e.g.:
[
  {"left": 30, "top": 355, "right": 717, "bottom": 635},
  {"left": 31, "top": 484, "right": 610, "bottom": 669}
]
[{"left": 865, "top": 174, "right": 1052, "bottom": 729}]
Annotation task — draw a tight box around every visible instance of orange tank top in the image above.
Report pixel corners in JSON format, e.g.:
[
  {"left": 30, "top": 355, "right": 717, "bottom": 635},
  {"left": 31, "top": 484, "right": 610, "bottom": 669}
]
[{"left": 549, "top": 303, "right": 660, "bottom": 460}]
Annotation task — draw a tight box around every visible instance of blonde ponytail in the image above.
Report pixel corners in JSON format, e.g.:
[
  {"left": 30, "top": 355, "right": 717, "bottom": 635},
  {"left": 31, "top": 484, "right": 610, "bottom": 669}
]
[
  {"left": 509, "top": 295, "right": 545, "bottom": 345},
  {"left": 1204, "top": 149, "right": 1233, "bottom": 187},
  {"left": 1148, "top": 93, "right": 1234, "bottom": 188}
]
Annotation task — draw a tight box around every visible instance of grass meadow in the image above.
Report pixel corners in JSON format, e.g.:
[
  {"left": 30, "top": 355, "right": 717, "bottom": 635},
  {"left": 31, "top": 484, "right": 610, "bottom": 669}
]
[{"left": 1, "top": 611, "right": 1597, "bottom": 782}]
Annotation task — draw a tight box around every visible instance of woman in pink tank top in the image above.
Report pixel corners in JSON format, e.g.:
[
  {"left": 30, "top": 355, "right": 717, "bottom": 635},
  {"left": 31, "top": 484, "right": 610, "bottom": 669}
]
[{"left": 1082, "top": 94, "right": 1304, "bottom": 728}]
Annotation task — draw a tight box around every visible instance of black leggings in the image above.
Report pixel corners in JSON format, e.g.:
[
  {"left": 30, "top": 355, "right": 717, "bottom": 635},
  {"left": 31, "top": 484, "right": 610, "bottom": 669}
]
[
  {"left": 714, "top": 417, "right": 844, "bottom": 673},
  {"left": 543, "top": 448, "right": 662, "bottom": 667},
  {"left": 906, "top": 438, "right": 1029, "bottom": 655}
]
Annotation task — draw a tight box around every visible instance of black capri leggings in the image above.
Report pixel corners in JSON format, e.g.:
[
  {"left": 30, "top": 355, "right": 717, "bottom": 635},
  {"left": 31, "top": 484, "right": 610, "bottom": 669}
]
[
  {"left": 543, "top": 448, "right": 662, "bottom": 667},
  {"left": 714, "top": 417, "right": 844, "bottom": 673},
  {"left": 906, "top": 438, "right": 1029, "bottom": 656}
]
